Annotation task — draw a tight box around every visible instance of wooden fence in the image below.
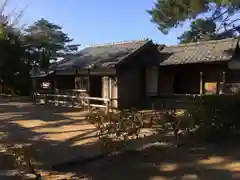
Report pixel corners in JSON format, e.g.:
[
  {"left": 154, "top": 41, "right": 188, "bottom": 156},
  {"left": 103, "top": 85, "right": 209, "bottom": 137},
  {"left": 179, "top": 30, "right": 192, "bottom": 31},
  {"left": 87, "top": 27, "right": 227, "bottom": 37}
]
[{"left": 33, "top": 89, "right": 110, "bottom": 114}]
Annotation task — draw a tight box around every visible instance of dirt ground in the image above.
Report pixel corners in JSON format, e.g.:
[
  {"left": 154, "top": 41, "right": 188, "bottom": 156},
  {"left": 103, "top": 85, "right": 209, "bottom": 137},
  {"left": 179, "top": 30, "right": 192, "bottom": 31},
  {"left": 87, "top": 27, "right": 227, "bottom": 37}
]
[{"left": 1, "top": 97, "right": 240, "bottom": 180}]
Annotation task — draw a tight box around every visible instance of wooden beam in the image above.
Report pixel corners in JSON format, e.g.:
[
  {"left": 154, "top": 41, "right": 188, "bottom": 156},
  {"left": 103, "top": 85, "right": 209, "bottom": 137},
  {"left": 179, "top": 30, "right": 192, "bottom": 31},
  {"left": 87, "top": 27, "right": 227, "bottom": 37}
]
[
  {"left": 216, "top": 71, "right": 222, "bottom": 95},
  {"left": 200, "top": 71, "right": 204, "bottom": 95},
  {"left": 87, "top": 68, "right": 90, "bottom": 111},
  {"left": 220, "top": 71, "right": 226, "bottom": 94}
]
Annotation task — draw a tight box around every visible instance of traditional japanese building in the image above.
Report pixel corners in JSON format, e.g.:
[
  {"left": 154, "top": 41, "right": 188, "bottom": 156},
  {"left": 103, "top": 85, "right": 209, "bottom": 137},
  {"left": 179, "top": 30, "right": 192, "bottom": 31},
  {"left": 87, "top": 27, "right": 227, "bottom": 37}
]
[{"left": 32, "top": 38, "right": 240, "bottom": 109}]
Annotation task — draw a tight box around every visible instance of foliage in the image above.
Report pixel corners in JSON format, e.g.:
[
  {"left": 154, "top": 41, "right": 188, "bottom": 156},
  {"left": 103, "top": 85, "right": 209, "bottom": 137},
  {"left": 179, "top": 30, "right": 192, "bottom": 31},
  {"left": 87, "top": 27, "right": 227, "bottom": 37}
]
[
  {"left": 86, "top": 109, "right": 194, "bottom": 151},
  {"left": 0, "top": 33, "right": 31, "bottom": 95},
  {"left": 158, "top": 109, "right": 195, "bottom": 146},
  {"left": 0, "top": 1, "right": 79, "bottom": 95},
  {"left": 23, "top": 18, "right": 79, "bottom": 70},
  {"left": 182, "top": 95, "right": 240, "bottom": 142},
  {"left": 86, "top": 109, "right": 144, "bottom": 151},
  {"left": 0, "top": 1, "right": 32, "bottom": 95},
  {"left": 148, "top": 0, "right": 240, "bottom": 42},
  {"left": 178, "top": 19, "right": 229, "bottom": 43},
  {"left": 87, "top": 96, "right": 240, "bottom": 151}
]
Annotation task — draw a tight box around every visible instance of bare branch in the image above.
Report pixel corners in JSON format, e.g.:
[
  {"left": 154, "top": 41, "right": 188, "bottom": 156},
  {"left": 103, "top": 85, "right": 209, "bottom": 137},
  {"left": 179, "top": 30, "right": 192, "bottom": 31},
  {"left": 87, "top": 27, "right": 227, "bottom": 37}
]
[
  {"left": 226, "top": 18, "right": 240, "bottom": 26},
  {"left": 219, "top": 24, "right": 240, "bottom": 36},
  {"left": 12, "top": 4, "right": 28, "bottom": 27},
  {"left": 209, "top": 8, "right": 235, "bottom": 22},
  {"left": 216, "top": 14, "right": 231, "bottom": 33},
  {"left": 0, "top": 0, "right": 9, "bottom": 15}
]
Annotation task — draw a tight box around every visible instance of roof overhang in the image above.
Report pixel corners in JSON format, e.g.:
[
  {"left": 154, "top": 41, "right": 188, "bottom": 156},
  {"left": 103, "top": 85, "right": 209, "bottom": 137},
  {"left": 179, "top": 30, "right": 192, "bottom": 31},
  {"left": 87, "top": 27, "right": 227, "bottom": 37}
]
[{"left": 30, "top": 70, "right": 54, "bottom": 78}]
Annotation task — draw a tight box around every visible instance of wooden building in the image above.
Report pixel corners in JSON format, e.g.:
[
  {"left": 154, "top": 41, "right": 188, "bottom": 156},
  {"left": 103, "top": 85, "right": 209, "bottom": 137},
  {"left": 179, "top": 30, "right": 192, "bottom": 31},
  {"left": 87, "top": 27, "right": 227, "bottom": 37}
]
[
  {"left": 147, "top": 38, "right": 240, "bottom": 108},
  {"left": 33, "top": 39, "right": 159, "bottom": 109},
  {"left": 33, "top": 38, "right": 240, "bottom": 109}
]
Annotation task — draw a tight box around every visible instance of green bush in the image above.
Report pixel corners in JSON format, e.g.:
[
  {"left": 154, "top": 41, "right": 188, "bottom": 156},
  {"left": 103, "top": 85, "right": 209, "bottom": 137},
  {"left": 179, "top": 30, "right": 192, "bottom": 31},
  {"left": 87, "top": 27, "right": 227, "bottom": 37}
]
[{"left": 184, "top": 94, "right": 240, "bottom": 142}]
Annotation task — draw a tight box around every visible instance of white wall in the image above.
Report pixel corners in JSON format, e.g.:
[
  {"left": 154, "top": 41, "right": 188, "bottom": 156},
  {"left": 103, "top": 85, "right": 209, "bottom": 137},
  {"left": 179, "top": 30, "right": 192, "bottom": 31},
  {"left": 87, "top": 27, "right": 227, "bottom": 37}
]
[{"left": 102, "top": 76, "right": 118, "bottom": 108}]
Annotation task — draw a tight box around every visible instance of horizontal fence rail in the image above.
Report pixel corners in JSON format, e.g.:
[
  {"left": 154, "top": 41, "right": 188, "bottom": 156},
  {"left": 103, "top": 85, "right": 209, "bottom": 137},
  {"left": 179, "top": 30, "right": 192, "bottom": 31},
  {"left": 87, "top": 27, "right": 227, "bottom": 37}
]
[{"left": 33, "top": 89, "right": 110, "bottom": 113}]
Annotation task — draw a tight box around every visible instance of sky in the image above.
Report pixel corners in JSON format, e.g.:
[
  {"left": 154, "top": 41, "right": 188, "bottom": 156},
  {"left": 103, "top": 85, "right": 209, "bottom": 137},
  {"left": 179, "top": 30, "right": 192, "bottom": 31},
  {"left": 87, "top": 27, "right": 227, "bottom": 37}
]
[{"left": 3, "top": 0, "right": 188, "bottom": 47}]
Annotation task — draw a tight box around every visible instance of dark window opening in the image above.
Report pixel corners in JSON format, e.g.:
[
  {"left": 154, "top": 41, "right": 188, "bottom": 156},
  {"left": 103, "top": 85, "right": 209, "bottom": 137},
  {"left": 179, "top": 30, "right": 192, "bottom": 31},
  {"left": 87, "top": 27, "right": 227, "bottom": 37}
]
[{"left": 173, "top": 71, "right": 200, "bottom": 94}]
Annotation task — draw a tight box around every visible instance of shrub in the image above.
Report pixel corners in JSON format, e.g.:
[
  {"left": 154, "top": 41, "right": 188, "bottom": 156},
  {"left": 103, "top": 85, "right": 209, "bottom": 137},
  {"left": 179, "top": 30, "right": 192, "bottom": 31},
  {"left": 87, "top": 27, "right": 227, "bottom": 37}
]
[
  {"left": 86, "top": 108, "right": 196, "bottom": 150},
  {"left": 159, "top": 109, "right": 195, "bottom": 146},
  {"left": 183, "top": 94, "right": 240, "bottom": 142},
  {"left": 86, "top": 109, "right": 144, "bottom": 151}
]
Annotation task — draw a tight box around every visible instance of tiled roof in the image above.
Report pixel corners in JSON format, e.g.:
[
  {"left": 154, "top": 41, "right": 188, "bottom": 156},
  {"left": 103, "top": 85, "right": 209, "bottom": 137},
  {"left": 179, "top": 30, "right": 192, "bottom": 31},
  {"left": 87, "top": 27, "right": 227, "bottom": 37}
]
[
  {"left": 159, "top": 38, "right": 239, "bottom": 66},
  {"left": 53, "top": 39, "right": 150, "bottom": 70}
]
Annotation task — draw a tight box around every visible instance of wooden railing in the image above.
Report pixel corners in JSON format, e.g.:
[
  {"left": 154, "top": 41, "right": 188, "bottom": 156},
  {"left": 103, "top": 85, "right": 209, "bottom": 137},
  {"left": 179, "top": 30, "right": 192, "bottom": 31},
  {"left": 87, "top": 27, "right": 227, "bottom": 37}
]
[{"left": 33, "top": 89, "right": 110, "bottom": 114}]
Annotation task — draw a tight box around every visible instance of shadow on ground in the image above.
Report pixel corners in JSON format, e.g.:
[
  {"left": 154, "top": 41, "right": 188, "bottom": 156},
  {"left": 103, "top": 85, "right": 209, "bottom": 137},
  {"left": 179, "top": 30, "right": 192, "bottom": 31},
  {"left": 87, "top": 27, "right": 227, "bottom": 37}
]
[{"left": 1, "top": 97, "right": 240, "bottom": 180}]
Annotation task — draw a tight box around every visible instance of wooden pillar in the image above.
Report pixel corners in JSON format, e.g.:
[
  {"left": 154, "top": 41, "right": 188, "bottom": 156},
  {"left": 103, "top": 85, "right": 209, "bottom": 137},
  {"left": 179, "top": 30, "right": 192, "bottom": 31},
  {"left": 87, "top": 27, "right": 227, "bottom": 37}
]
[
  {"left": 52, "top": 73, "right": 58, "bottom": 105},
  {"left": 87, "top": 68, "right": 90, "bottom": 94},
  {"left": 32, "top": 77, "right": 37, "bottom": 103},
  {"left": 216, "top": 71, "right": 222, "bottom": 95},
  {"left": 53, "top": 75, "right": 57, "bottom": 92},
  {"left": 32, "top": 77, "right": 37, "bottom": 94},
  {"left": 220, "top": 71, "right": 226, "bottom": 94},
  {"left": 105, "top": 100, "right": 109, "bottom": 115},
  {"left": 200, "top": 71, "right": 204, "bottom": 95},
  {"left": 108, "top": 76, "right": 111, "bottom": 103},
  {"left": 87, "top": 68, "right": 91, "bottom": 111},
  {"left": 31, "top": 66, "right": 37, "bottom": 103}
]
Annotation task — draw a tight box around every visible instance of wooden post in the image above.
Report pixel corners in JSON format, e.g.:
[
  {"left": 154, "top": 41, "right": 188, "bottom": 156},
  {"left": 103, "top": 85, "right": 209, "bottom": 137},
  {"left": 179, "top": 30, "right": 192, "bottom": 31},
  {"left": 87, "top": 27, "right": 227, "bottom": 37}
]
[
  {"left": 32, "top": 92, "right": 36, "bottom": 104},
  {"left": 220, "top": 71, "right": 226, "bottom": 94},
  {"left": 105, "top": 100, "right": 109, "bottom": 115},
  {"left": 87, "top": 98, "right": 90, "bottom": 112},
  {"left": 87, "top": 68, "right": 90, "bottom": 93},
  {"left": 56, "top": 89, "right": 59, "bottom": 106},
  {"left": 108, "top": 77, "right": 111, "bottom": 107},
  {"left": 87, "top": 68, "right": 91, "bottom": 111},
  {"left": 71, "top": 94, "right": 74, "bottom": 107},
  {"left": 200, "top": 72, "right": 204, "bottom": 95},
  {"left": 216, "top": 71, "right": 221, "bottom": 95},
  {"left": 53, "top": 74, "right": 57, "bottom": 104},
  {"left": 44, "top": 94, "right": 47, "bottom": 105},
  {"left": 31, "top": 66, "right": 37, "bottom": 103}
]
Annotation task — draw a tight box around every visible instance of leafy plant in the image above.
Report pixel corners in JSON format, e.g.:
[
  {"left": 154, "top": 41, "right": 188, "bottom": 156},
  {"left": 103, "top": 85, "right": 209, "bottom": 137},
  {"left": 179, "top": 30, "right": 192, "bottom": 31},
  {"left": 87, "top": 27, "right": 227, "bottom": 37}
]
[
  {"left": 86, "top": 109, "right": 144, "bottom": 151},
  {"left": 148, "top": 0, "right": 240, "bottom": 43},
  {"left": 183, "top": 94, "right": 240, "bottom": 142},
  {"left": 87, "top": 108, "right": 195, "bottom": 151}
]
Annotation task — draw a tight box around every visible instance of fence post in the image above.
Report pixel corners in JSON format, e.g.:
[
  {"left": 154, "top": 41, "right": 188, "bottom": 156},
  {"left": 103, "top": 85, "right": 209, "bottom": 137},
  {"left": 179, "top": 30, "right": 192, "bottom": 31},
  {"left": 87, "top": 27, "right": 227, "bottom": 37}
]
[
  {"left": 44, "top": 94, "right": 47, "bottom": 105},
  {"left": 32, "top": 93, "right": 36, "bottom": 104},
  {"left": 87, "top": 98, "right": 90, "bottom": 112},
  {"left": 71, "top": 92, "right": 75, "bottom": 107},
  {"left": 105, "top": 100, "right": 109, "bottom": 115},
  {"left": 55, "top": 89, "right": 59, "bottom": 106}
]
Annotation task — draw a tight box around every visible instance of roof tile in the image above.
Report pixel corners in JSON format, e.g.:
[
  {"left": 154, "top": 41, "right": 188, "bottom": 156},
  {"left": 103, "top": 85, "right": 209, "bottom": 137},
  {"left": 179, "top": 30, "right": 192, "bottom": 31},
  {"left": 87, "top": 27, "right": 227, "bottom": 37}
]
[
  {"left": 54, "top": 39, "right": 149, "bottom": 70},
  {"left": 160, "top": 38, "right": 239, "bottom": 66}
]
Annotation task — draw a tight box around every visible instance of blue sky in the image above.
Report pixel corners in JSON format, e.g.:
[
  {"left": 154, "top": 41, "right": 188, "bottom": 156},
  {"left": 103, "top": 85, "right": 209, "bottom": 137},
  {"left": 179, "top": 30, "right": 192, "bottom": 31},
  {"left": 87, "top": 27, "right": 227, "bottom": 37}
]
[{"left": 4, "top": 0, "right": 188, "bottom": 47}]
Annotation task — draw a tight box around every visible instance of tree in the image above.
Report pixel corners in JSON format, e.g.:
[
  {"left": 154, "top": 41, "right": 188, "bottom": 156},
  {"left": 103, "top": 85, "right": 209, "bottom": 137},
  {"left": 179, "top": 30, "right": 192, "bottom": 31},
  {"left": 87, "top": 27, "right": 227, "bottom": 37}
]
[
  {"left": 178, "top": 19, "right": 237, "bottom": 43},
  {"left": 148, "top": 0, "right": 240, "bottom": 43},
  {"left": 0, "top": 0, "right": 31, "bottom": 95},
  {"left": 23, "top": 18, "right": 79, "bottom": 70},
  {"left": 0, "top": 0, "right": 80, "bottom": 95}
]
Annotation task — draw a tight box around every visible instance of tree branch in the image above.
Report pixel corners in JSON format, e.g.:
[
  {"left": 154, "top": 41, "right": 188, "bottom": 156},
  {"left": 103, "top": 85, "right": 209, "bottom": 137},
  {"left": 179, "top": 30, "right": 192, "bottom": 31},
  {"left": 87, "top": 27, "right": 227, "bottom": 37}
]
[
  {"left": 226, "top": 18, "right": 240, "bottom": 26},
  {"left": 210, "top": 8, "right": 230, "bottom": 22},
  {"left": 219, "top": 24, "right": 240, "bottom": 36},
  {"left": 216, "top": 14, "right": 231, "bottom": 33}
]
